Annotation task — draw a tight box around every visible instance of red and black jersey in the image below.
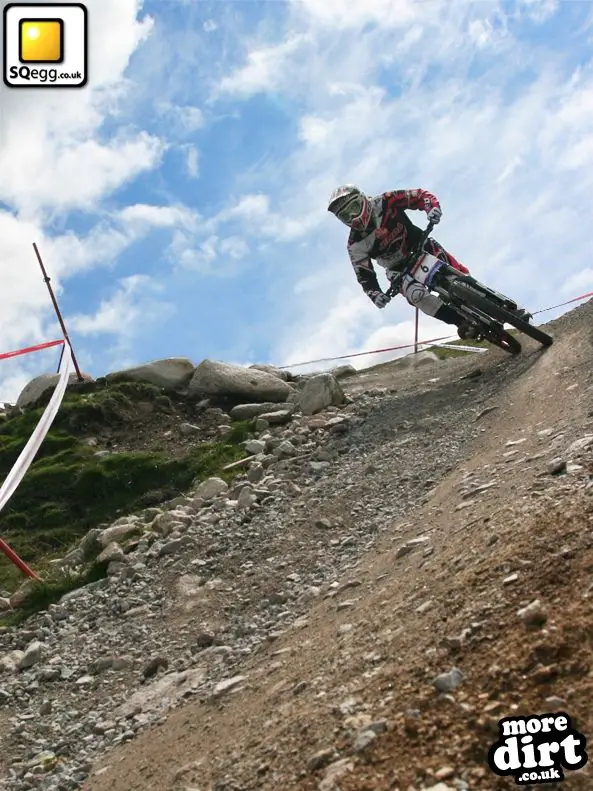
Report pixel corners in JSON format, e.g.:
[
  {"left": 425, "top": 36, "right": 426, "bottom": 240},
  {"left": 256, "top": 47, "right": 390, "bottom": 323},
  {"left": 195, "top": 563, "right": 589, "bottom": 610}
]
[{"left": 347, "top": 189, "right": 441, "bottom": 295}]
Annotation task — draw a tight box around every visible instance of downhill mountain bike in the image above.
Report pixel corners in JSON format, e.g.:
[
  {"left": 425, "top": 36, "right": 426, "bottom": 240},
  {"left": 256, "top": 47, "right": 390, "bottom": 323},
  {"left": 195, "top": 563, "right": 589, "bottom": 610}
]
[{"left": 384, "top": 222, "right": 553, "bottom": 355}]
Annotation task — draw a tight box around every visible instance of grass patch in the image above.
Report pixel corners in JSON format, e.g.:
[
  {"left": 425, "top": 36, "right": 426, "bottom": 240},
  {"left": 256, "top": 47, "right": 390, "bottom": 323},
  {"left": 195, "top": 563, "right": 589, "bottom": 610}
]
[
  {"left": 0, "top": 380, "right": 254, "bottom": 598},
  {"left": 1, "top": 559, "right": 110, "bottom": 626}
]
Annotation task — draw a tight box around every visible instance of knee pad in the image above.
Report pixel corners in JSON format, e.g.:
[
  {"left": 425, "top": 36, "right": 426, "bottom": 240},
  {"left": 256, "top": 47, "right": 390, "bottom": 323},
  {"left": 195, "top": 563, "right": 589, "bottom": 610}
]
[
  {"left": 401, "top": 274, "right": 428, "bottom": 307},
  {"left": 401, "top": 274, "right": 442, "bottom": 317}
]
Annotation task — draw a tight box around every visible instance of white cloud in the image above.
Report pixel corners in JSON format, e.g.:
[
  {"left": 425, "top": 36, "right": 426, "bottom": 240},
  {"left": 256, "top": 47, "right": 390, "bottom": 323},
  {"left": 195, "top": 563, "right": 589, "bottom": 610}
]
[
  {"left": 220, "top": 237, "right": 249, "bottom": 260},
  {"left": 184, "top": 145, "right": 200, "bottom": 178},
  {"left": 0, "top": 0, "right": 177, "bottom": 397},
  {"left": 559, "top": 269, "right": 593, "bottom": 297},
  {"left": 221, "top": 1, "right": 593, "bottom": 371},
  {"left": 117, "top": 203, "right": 198, "bottom": 231},
  {"left": 70, "top": 275, "right": 168, "bottom": 337},
  {"left": 203, "top": 19, "right": 219, "bottom": 33},
  {"left": 0, "top": 0, "right": 161, "bottom": 219},
  {"left": 156, "top": 102, "right": 204, "bottom": 133},
  {"left": 216, "top": 35, "right": 309, "bottom": 97},
  {"left": 517, "top": 0, "right": 559, "bottom": 23},
  {"left": 293, "top": 0, "right": 421, "bottom": 30},
  {"left": 0, "top": 133, "right": 166, "bottom": 217}
]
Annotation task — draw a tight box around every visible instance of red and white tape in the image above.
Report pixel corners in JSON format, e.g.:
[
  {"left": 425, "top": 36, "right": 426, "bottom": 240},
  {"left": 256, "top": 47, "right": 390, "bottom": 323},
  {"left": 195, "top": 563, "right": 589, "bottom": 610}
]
[{"left": 0, "top": 339, "right": 71, "bottom": 580}]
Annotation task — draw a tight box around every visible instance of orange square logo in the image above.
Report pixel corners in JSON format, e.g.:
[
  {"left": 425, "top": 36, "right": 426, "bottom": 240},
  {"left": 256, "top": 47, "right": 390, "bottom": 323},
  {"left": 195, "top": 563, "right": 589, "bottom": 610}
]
[{"left": 19, "top": 19, "right": 64, "bottom": 63}]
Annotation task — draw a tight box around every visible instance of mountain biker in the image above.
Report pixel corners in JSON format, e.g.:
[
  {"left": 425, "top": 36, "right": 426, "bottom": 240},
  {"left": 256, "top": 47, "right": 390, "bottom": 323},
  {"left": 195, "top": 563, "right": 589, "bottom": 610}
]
[{"left": 327, "top": 185, "right": 528, "bottom": 340}]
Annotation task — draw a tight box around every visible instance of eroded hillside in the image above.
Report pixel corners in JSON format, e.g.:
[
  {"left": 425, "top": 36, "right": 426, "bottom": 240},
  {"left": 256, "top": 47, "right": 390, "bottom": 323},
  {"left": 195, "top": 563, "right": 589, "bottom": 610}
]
[{"left": 0, "top": 301, "right": 592, "bottom": 791}]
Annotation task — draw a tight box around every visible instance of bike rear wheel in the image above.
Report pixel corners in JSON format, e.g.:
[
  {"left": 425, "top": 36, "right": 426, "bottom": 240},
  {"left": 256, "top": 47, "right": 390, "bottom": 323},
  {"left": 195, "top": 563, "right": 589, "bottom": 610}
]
[{"left": 449, "top": 281, "right": 553, "bottom": 347}]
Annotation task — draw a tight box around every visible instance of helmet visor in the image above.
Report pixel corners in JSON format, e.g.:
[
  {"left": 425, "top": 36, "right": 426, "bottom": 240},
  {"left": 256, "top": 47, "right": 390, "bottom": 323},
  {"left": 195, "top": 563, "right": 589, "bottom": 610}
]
[{"left": 335, "top": 194, "right": 365, "bottom": 224}]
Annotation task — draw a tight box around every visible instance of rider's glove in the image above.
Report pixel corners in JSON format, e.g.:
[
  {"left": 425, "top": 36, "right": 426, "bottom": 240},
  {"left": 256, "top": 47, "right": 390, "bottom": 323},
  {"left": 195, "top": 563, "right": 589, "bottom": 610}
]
[
  {"left": 369, "top": 290, "right": 390, "bottom": 309},
  {"left": 427, "top": 206, "right": 442, "bottom": 224}
]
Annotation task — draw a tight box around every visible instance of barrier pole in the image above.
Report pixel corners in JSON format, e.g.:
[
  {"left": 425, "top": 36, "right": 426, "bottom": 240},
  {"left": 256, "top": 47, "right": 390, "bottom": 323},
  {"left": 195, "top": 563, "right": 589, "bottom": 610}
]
[
  {"left": 414, "top": 307, "right": 419, "bottom": 354},
  {"left": 0, "top": 538, "right": 41, "bottom": 580},
  {"left": 32, "top": 242, "right": 83, "bottom": 382}
]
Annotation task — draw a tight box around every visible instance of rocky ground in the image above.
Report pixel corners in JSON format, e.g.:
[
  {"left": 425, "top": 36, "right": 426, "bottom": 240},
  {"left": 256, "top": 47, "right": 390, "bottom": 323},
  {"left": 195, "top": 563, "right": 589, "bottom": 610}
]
[{"left": 0, "top": 301, "right": 592, "bottom": 791}]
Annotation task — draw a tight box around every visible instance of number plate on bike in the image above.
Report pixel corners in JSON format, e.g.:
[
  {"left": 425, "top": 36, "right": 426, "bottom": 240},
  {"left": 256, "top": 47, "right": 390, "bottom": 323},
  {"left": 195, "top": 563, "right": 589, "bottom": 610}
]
[{"left": 410, "top": 253, "right": 443, "bottom": 287}]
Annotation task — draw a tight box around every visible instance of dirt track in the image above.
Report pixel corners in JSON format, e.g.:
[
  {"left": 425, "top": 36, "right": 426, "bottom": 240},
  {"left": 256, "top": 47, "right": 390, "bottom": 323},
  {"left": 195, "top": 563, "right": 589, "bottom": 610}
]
[{"left": 74, "top": 302, "right": 592, "bottom": 790}]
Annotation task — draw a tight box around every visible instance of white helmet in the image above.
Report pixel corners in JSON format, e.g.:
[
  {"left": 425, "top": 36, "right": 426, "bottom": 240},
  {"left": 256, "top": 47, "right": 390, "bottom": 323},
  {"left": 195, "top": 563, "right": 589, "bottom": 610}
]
[{"left": 327, "top": 185, "right": 373, "bottom": 231}]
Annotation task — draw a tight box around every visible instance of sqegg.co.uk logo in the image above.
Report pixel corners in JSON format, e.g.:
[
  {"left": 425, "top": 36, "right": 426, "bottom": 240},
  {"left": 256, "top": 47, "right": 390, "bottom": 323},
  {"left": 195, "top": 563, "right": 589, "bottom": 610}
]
[{"left": 3, "top": 3, "right": 88, "bottom": 88}]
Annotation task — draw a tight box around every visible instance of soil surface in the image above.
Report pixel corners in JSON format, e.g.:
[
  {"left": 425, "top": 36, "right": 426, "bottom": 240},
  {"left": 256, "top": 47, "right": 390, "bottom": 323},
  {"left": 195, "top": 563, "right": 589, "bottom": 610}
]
[{"left": 71, "top": 302, "right": 593, "bottom": 791}]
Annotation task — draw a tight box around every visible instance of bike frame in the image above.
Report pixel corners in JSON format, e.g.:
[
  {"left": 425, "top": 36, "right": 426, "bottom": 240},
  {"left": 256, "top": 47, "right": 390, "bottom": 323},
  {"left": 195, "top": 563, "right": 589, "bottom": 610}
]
[{"left": 385, "top": 222, "right": 511, "bottom": 329}]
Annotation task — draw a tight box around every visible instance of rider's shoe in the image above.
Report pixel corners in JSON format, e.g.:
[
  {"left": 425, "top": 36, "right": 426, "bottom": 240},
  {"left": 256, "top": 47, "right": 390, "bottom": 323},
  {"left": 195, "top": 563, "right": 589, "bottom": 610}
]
[{"left": 457, "top": 321, "right": 482, "bottom": 341}]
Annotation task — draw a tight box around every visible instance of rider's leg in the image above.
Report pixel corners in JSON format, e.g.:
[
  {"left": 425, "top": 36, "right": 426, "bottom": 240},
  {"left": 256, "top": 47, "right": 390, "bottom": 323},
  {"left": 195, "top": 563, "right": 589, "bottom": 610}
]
[
  {"left": 425, "top": 239, "right": 470, "bottom": 275},
  {"left": 400, "top": 274, "right": 480, "bottom": 339},
  {"left": 426, "top": 239, "right": 531, "bottom": 322}
]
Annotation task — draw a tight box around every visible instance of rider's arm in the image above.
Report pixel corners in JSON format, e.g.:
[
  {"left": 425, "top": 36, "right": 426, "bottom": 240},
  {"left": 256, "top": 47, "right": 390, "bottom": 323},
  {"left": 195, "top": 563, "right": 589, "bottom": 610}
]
[
  {"left": 348, "top": 238, "right": 382, "bottom": 298},
  {"left": 382, "top": 189, "right": 440, "bottom": 213}
]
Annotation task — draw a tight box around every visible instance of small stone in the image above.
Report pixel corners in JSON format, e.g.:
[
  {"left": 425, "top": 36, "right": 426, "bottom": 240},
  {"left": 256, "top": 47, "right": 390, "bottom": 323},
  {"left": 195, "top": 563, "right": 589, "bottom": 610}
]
[
  {"left": 435, "top": 766, "right": 456, "bottom": 780},
  {"left": 17, "top": 641, "right": 44, "bottom": 670},
  {"left": 195, "top": 632, "right": 215, "bottom": 648},
  {"left": 544, "top": 696, "right": 567, "bottom": 708},
  {"left": 547, "top": 457, "right": 566, "bottom": 475},
  {"left": 142, "top": 656, "right": 169, "bottom": 680},
  {"left": 517, "top": 599, "right": 547, "bottom": 629},
  {"left": 308, "top": 748, "right": 337, "bottom": 773},
  {"left": 179, "top": 422, "right": 201, "bottom": 435},
  {"left": 212, "top": 675, "right": 247, "bottom": 697},
  {"left": 352, "top": 728, "right": 376, "bottom": 752},
  {"left": 193, "top": 476, "right": 228, "bottom": 500},
  {"left": 475, "top": 406, "right": 498, "bottom": 421},
  {"left": 245, "top": 439, "right": 266, "bottom": 455},
  {"left": 566, "top": 435, "right": 593, "bottom": 455},
  {"left": 503, "top": 573, "right": 519, "bottom": 585},
  {"left": 432, "top": 667, "right": 463, "bottom": 693}
]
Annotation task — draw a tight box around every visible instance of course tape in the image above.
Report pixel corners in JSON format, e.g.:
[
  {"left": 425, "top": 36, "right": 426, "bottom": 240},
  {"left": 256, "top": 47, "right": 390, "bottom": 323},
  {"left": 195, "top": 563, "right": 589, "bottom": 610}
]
[
  {"left": 532, "top": 290, "right": 593, "bottom": 315},
  {"left": 432, "top": 342, "right": 488, "bottom": 353},
  {"left": 0, "top": 344, "right": 74, "bottom": 580},
  {"left": 279, "top": 290, "right": 593, "bottom": 369},
  {"left": 0, "top": 339, "right": 64, "bottom": 362}
]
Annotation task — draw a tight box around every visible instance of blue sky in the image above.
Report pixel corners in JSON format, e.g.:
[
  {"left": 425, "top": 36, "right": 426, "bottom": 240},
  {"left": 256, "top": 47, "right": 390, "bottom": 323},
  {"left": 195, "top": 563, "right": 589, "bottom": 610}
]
[{"left": 0, "top": 0, "right": 592, "bottom": 401}]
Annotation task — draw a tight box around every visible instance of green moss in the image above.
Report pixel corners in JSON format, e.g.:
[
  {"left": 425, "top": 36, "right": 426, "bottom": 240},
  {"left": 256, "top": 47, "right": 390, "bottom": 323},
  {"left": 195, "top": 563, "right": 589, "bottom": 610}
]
[
  {"left": 1, "top": 559, "right": 110, "bottom": 626},
  {"left": 0, "top": 381, "right": 254, "bottom": 598}
]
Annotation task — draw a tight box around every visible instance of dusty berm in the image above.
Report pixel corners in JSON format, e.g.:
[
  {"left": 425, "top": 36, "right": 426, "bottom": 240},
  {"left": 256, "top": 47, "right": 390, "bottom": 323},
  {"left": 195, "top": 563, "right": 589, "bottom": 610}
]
[{"left": 0, "top": 301, "right": 592, "bottom": 791}]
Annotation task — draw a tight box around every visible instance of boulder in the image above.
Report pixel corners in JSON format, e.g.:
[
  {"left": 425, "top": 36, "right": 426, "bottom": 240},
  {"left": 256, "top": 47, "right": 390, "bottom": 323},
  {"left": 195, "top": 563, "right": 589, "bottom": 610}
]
[
  {"left": 296, "top": 374, "right": 345, "bottom": 416},
  {"left": 248, "top": 363, "right": 290, "bottom": 381},
  {"left": 188, "top": 360, "right": 291, "bottom": 403},
  {"left": 105, "top": 357, "right": 195, "bottom": 391},
  {"left": 330, "top": 364, "right": 357, "bottom": 379},
  {"left": 230, "top": 402, "right": 295, "bottom": 420},
  {"left": 16, "top": 371, "right": 94, "bottom": 409}
]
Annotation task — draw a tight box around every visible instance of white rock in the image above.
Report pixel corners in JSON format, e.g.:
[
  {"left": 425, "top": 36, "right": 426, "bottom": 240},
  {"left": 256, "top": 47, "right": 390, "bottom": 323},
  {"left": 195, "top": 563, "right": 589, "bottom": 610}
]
[
  {"left": 106, "top": 357, "right": 195, "bottom": 391},
  {"left": 193, "top": 476, "right": 229, "bottom": 500},
  {"left": 189, "top": 359, "right": 291, "bottom": 402},
  {"left": 297, "top": 374, "right": 345, "bottom": 416}
]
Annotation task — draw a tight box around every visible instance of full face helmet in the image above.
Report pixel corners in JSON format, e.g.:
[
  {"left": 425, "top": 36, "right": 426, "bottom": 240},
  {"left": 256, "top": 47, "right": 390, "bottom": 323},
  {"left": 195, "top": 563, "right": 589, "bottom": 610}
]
[{"left": 327, "top": 185, "right": 373, "bottom": 231}]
